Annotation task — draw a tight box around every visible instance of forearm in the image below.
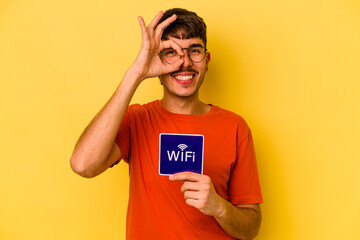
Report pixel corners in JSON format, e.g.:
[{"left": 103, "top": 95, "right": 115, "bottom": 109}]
[
  {"left": 170, "top": 172, "right": 262, "bottom": 239},
  {"left": 215, "top": 200, "right": 261, "bottom": 240},
  {"left": 70, "top": 69, "right": 142, "bottom": 177},
  {"left": 70, "top": 12, "right": 182, "bottom": 177}
]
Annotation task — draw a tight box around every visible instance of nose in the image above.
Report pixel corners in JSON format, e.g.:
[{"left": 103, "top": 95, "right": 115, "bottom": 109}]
[{"left": 180, "top": 49, "right": 193, "bottom": 67}]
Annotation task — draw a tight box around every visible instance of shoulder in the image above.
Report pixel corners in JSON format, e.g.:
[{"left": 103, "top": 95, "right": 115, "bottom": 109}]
[
  {"left": 210, "top": 105, "right": 249, "bottom": 127},
  {"left": 209, "top": 105, "right": 253, "bottom": 142}
]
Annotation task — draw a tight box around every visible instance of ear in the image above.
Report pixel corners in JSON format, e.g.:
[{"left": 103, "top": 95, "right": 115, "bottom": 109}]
[{"left": 205, "top": 52, "right": 211, "bottom": 72}]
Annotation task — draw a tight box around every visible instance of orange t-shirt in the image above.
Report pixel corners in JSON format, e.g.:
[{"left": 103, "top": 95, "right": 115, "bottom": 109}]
[{"left": 116, "top": 100, "right": 262, "bottom": 240}]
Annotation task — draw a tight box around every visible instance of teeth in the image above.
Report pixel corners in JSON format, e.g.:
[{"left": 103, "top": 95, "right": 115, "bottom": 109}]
[{"left": 174, "top": 75, "right": 193, "bottom": 81}]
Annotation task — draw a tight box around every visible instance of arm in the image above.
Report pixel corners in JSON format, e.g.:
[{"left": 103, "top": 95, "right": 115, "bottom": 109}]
[
  {"left": 70, "top": 11, "right": 185, "bottom": 178},
  {"left": 216, "top": 202, "right": 261, "bottom": 240},
  {"left": 170, "top": 172, "right": 261, "bottom": 239}
]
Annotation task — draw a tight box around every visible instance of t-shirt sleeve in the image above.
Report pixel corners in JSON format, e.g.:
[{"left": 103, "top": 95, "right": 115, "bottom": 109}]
[
  {"left": 228, "top": 125, "right": 263, "bottom": 205},
  {"left": 115, "top": 107, "right": 132, "bottom": 163}
]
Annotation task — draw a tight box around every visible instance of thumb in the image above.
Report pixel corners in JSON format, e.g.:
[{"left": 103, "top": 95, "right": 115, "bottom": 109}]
[{"left": 164, "top": 58, "right": 184, "bottom": 73}]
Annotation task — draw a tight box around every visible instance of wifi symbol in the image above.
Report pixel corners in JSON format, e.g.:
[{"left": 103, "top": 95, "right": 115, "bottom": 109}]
[{"left": 177, "top": 144, "right": 188, "bottom": 151}]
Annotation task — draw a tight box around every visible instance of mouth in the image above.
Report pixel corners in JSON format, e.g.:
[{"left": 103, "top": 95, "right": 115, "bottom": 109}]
[
  {"left": 173, "top": 74, "right": 195, "bottom": 85},
  {"left": 172, "top": 69, "right": 198, "bottom": 85}
]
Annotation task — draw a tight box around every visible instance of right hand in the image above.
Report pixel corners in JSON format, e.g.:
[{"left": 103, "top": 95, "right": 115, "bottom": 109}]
[{"left": 129, "top": 11, "right": 185, "bottom": 81}]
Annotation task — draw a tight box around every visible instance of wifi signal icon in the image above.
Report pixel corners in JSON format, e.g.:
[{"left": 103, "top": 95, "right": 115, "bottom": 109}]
[{"left": 177, "top": 144, "right": 188, "bottom": 151}]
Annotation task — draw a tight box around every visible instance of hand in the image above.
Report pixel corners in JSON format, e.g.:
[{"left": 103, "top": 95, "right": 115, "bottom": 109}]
[
  {"left": 129, "top": 11, "right": 185, "bottom": 80},
  {"left": 169, "top": 172, "right": 225, "bottom": 217}
]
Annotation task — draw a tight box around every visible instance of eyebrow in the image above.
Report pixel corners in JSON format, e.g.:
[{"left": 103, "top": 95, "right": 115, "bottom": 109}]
[
  {"left": 189, "top": 43, "right": 204, "bottom": 48},
  {"left": 163, "top": 43, "right": 205, "bottom": 51}
]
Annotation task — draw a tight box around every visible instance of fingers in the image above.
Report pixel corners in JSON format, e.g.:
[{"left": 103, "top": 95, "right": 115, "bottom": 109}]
[
  {"left": 139, "top": 11, "right": 177, "bottom": 42},
  {"left": 160, "top": 58, "right": 183, "bottom": 76},
  {"left": 154, "top": 14, "right": 177, "bottom": 39},
  {"left": 170, "top": 173, "right": 220, "bottom": 216},
  {"left": 137, "top": 12, "right": 164, "bottom": 41},
  {"left": 184, "top": 190, "right": 199, "bottom": 200},
  {"left": 170, "top": 172, "right": 212, "bottom": 195},
  {"left": 160, "top": 39, "right": 184, "bottom": 56},
  {"left": 135, "top": 11, "right": 183, "bottom": 78},
  {"left": 146, "top": 11, "right": 176, "bottom": 34},
  {"left": 148, "top": 11, "right": 164, "bottom": 29},
  {"left": 155, "top": 13, "right": 176, "bottom": 31},
  {"left": 137, "top": 16, "right": 147, "bottom": 34},
  {"left": 137, "top": 13, "right": 180, "bottom": 55},
  {"left": 160, "top": 40, "right": 184, "bottom": 73},
  {"left": 137, "top": 16, "right": 150, "bottom": 46},
  {"left": 185, "top": 198, "right": 199, "bottom": 208},
  {"left": 169, "top": 171, "right": 202, "bottom": 182},
  {"left": 181, "top": 181, "right": 199, "bottom": 192}
]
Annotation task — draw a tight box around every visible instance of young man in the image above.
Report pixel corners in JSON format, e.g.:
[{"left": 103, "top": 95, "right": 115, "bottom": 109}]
[{"left": 70, "top": 8, "right": 263, "bottom": 240}]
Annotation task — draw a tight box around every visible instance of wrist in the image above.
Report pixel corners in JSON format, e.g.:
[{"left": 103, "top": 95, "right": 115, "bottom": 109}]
[
  {"left": 124, "top": 67, "right": 145, "bottom": 86},
  {"left": 213, "top": 195, "right": 228, "bottom": 219}
]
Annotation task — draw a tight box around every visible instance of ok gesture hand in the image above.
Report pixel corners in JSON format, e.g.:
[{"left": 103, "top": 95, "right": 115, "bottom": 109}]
[{"left": 130, "top": 11, "right": 185, "bottom": 80}]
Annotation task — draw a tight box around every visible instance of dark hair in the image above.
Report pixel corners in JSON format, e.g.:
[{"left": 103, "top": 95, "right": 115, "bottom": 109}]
[{"left": 158, "top": 8, "right": 207, "bottom": 48}]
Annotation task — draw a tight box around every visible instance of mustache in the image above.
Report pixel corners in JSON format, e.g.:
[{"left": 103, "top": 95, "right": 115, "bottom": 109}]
[{"left": 172, "top": 68, "right": 198, "bottom": 75}]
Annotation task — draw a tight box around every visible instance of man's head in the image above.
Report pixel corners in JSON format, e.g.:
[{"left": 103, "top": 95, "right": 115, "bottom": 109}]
[
  {"left": 157, "top": 8, "right": 210, "bottom": 100},
  {"left": 157, "top": 8, "right": 207, "bottom": 49}
]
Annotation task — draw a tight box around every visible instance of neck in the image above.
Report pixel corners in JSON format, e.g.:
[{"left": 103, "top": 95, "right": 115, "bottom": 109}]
[{"left": 161, "top": 94, "right": 210, "bottom": 115}]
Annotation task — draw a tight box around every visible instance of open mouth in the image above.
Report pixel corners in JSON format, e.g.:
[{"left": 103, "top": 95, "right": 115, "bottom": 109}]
[
  {"left": 173, "top": 71, "right": 196, "bottom": 85},
  {"left": 174, "top": 74, "right": 194, "bottom": 81},
  {"left": 173, "top": 74, "right": 195, "bottom": 85}
]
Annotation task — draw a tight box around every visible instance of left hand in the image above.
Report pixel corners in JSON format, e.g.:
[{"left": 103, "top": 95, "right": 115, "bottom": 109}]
[{"left": 169, "top": 172, "right": 224, "bottom": 217}]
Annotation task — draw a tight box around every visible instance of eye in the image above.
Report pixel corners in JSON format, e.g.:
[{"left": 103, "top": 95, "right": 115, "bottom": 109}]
[
  {"left": 163, "top": 48, "right": 177, "bottom": 56},
  {"left": 189, "top": 47, "right": 202, "bottom": 55}
]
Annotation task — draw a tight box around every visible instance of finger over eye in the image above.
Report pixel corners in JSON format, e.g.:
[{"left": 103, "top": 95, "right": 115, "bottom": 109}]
[{"left": 160, "top": 40, "right": 184, "bottom": 56}]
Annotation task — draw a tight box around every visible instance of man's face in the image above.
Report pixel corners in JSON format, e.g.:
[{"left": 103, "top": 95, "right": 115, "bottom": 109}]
[{"left": 159, "top": 37, "right": 210, "bottom": 99}]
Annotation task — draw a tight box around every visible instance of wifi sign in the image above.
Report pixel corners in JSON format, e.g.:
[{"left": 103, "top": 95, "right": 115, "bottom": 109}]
[
  {"left": 159, "top": 133, "right": 204, "bottom": 175},
  {"left": 177, "top": 144, "right": 188, "bottom": 151}
]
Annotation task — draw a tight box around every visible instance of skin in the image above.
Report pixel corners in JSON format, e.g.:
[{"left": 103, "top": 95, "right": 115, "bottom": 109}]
[
  {"left": 170, "top": 172, "right": 261, "bottom": 239},
  {"left": 70, "top": 11, "right": 261, "bottom": 240},
  {"left": 159, "top": 36, "right": 212, "bottom": 115}
]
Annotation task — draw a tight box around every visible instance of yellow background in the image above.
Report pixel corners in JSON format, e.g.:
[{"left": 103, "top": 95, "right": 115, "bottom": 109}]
[{"left": 1, "top": 0, "right": 359, "bottom": 239}]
